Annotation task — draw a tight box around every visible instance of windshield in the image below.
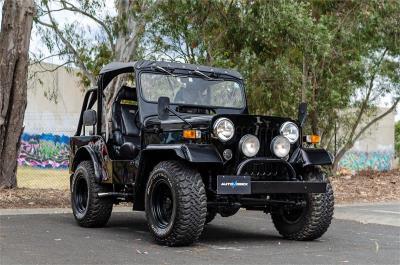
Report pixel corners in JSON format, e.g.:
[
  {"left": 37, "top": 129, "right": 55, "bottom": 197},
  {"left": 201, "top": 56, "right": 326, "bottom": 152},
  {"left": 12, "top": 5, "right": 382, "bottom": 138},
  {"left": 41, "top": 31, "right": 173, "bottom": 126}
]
[{"left": 140, "top": 73, "right": 245, "bottom": 109}]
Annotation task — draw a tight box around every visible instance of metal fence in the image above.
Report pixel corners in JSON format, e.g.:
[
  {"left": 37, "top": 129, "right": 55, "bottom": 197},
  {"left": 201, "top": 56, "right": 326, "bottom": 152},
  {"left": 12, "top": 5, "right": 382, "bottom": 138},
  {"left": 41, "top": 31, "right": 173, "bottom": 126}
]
[{"left": 17, "top": 166, "right": 69, "bottom": 190}]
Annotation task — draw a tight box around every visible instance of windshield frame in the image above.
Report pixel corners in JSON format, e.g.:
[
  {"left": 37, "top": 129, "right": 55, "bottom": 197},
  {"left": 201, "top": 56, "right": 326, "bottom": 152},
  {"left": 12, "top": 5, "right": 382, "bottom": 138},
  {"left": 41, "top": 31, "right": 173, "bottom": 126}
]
[{"left": 138, "top": 71, "right": 247, "bottom": 111}]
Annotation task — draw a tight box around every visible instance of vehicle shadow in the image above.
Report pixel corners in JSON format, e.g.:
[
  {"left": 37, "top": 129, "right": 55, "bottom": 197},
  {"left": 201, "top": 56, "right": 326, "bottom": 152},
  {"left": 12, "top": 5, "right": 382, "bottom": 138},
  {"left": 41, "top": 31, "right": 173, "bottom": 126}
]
[
  {"left": 201, "top": 224, "right": 282, "bottom": 243},
  {"left": 104, "top": 212, "right": 282, "bottom": 244}
]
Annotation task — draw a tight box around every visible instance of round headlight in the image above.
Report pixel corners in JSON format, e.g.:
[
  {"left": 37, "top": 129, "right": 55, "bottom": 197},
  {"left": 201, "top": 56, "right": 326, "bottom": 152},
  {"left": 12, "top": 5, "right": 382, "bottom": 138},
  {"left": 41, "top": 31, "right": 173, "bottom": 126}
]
[
  {"left": 239, "top": 134, "right": 260, "bottom": 157},
  {"left": 213, "top": 118, "right": 234, "bottom": 142},
  {"left": 271, "top": 136, "right": 291, "bottom": 158},
  {"left": 280, "top": 122, "right": 299, "bottom": 143}
]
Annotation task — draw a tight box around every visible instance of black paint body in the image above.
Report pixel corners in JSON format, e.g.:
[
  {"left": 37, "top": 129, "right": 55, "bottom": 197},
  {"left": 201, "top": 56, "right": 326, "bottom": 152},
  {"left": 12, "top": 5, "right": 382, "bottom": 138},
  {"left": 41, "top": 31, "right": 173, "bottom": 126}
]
[{"left": 69, "top": 60, "right": 333, "bottom": 210}]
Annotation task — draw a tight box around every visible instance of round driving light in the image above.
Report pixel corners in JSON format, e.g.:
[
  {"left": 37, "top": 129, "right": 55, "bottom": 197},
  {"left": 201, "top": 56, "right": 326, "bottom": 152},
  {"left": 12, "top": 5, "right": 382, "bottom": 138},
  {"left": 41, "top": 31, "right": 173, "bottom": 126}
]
[
  {"left": 271, "top": 136, "right": 291, "bottom": 158},
  {"left": 223, "top": 149, "right": 233, "bottom": 160},
  {"left": 280, "top": 122, "right": 299, "bottom": 143},
  {"left": 239, "top": 134, "right": 260, "bottom": 157},
  {"left": 213, "top": 118, "right": 235, "bottom": 142}
]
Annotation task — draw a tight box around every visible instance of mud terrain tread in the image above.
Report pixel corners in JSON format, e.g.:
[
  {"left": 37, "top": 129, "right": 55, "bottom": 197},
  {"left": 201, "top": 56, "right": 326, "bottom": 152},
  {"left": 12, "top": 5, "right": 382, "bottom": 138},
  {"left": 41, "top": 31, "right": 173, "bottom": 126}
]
[
  {"left": 147, "top": 161, "right": 207, "bottom": 246},
  {"left": 271, "top": 167, "right": 334, "bottom": 240},
  {"left": 72, "top": 161, "right": 113, "bottom": 227}
]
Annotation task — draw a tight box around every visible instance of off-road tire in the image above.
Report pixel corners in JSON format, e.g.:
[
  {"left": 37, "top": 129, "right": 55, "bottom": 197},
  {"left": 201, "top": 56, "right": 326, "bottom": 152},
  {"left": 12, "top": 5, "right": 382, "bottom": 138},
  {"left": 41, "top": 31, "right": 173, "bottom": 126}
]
[
  {"left": 145, "top": 161, "right": 207, "bottom": 246},
  {"left": 271, "top": 167, "right": 334, "bottom": 240},
  {"left": 71, "top": 161, "right": 113, "bottom": 227},
  {"left": 205, "top": 209, "right": 217, "bottom": 224}
]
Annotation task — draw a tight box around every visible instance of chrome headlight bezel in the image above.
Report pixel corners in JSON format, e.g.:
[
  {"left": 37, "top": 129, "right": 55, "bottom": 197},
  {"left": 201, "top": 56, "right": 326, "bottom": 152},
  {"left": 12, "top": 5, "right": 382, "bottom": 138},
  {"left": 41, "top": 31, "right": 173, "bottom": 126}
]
[
  {"left": 213, "top": 118, "right": 235, "bottom": 142},
  {"left": 239, "top": 134, "right": 260, "bottom": 157},
  {"left": 270, "top": 136, "right": 291, "bottom": 158},
  {"left": 280, "top": 121, "right": 299, "bottom": 143}
]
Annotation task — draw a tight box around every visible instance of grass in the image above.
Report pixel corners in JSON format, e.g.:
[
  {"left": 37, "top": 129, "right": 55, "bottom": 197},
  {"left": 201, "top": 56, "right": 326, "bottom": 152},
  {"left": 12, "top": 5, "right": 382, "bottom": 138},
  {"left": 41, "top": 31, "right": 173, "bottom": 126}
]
[{"left": 17, "top": 167, "right": 69, "bottom": 190}]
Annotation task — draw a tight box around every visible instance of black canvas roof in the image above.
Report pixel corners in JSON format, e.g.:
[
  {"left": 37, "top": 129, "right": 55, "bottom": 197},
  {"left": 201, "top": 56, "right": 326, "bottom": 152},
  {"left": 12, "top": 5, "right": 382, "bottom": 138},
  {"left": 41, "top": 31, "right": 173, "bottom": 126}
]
[{"left": 99, "top": 60, "right": 243, "bottom": 80}]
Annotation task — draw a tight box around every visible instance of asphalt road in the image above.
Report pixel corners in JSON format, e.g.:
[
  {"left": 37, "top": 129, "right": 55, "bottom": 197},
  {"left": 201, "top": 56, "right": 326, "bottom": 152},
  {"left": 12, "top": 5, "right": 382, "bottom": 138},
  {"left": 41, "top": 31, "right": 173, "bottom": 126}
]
[{"left": 1, "top": 204, "right": 399, "bottom": 265}]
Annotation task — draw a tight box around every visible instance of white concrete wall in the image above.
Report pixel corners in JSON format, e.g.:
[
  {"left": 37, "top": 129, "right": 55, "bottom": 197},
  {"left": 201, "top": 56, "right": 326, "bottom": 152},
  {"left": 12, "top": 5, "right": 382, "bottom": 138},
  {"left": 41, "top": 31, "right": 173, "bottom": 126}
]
[
  {"left": 351, "top": 109, "right": 394, "bottom": 153},
  {"left": 25, "top": 63, "right": 85, "bottom": 136},
  {"left": 339, "top": 108, "right": 395, "bottom": 171}
]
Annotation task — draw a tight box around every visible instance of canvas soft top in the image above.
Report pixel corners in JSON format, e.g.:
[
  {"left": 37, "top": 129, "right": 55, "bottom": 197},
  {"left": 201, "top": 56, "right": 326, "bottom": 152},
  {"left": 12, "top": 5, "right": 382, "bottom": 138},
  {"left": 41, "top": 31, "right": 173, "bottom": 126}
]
[{"left": 99, "top": 60, "right": 243, "bottom": 88}]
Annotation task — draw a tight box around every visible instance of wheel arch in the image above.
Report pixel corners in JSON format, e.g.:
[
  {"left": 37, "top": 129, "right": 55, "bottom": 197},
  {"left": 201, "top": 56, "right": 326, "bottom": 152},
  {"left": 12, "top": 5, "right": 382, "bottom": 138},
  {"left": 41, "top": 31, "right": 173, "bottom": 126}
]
[
  {"left": 133, "top": 145, "right": 223, "bottom": 211},
  {"left": 71, "top": 146, "right": 103, "bottom": 183},
  {"left": 133, "top": 149, "right": 183, "bottom": 211}
]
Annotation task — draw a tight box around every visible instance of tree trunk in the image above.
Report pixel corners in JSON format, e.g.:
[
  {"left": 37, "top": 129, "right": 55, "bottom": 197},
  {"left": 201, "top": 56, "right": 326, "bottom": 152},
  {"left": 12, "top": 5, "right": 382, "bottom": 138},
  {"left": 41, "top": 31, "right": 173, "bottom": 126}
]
[{"left": 0, "top": 0, "right": 35, "bottom": 188}]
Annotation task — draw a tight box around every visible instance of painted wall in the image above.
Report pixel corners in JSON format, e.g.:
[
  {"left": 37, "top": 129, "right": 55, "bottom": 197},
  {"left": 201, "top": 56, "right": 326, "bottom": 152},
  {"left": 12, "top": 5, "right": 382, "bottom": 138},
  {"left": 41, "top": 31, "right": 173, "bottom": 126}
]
[
  {"left": 338, "top": 108, "right": 395, "bottom": 172},
  {"left": 338, "top": 150, "right": 394, "bottom": 172},
  {"left": 24, "top": 63, "right": 85, "bottom": 136},
  {"left": 18, "top": 63, "right": 84, "bottom": 169},
  {"left": 18, "top": 133, "right": 70, "bottom": 169}
]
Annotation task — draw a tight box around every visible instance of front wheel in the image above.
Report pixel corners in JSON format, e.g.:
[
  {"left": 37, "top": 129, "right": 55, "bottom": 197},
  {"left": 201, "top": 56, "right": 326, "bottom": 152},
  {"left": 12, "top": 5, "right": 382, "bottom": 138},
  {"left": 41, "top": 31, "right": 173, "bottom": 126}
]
[
  {"left": 271, "top": 167, "right": 334, "bottom": 240},
  {"left": 71, "top": 161, "right": 113, "bottom": 227},
  {"left": 145, "top": 161, "right": 207, "bottom": 246}
]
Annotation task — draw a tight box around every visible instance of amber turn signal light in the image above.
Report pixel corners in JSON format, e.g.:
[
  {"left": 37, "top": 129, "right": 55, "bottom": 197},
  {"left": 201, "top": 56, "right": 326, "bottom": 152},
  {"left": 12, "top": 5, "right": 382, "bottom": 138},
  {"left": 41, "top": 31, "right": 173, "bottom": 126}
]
[
  {"left": 183, "top": 129, "right": 201, "bottom": 139},
  {"left": 305, "top": 134, "right": 321, "bottom": 144}
]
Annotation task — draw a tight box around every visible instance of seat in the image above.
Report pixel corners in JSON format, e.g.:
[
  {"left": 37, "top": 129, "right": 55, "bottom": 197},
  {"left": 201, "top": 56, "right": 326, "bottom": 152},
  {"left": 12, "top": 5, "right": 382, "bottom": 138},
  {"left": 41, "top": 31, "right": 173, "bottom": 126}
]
[{"left": 111, "top": 85, "right": 140, "bottom": 159}]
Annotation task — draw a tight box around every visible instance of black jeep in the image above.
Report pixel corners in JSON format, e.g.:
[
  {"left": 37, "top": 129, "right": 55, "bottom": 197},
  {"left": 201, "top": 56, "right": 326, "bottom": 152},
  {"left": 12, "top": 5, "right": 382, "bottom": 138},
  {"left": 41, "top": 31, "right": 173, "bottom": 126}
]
[{"left": 69, "top": 60, "right": 334, "bottom": 246}]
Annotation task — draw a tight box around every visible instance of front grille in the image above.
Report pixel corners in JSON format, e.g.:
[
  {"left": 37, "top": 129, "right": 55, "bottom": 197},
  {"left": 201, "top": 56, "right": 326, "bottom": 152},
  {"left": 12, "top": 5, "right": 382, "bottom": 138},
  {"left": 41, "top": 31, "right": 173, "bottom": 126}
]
[
  {"left": 240, "top": 161, "right": 291, "bottom": 181},
  {"left": 235, "top": 120, "right": 280, "bottom": 157},
  {"left": 235, "top": 120, "right": 291, "bottom": 181}
]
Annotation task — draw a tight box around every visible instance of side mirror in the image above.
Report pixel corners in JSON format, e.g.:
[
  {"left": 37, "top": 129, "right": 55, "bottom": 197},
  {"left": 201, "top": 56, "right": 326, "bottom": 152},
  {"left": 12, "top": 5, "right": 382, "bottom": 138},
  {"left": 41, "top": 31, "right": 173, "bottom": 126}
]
[
  {"left": 83, "top": 109, "right": 97, "bottom": 126},
  {"left": 298, "top": 102, "right": 307, "bottom": 127},
  {"left": 158, "top": 97, "right": 170, "bottom": 120}
]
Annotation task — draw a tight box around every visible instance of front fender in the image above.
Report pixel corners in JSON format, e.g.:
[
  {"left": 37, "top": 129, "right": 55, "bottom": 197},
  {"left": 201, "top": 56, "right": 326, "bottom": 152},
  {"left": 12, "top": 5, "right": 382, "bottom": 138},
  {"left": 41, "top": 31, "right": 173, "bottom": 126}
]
[
  {"left": 145, "top": 144, "right": 224, "bottom": 164},
  {"left": 133, "top": 144, "right": 223, "bottom": 211},
  {"left": 290, "top": 147, "right": 333, "bottom": 167},
  {"left": 71, "top": 146, "right": 103, "bottom": 182}
]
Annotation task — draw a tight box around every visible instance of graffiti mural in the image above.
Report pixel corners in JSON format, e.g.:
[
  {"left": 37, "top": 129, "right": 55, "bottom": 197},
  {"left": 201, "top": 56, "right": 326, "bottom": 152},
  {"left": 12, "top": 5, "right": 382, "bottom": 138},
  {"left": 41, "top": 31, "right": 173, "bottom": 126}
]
[
  {"left": 18, "top": 133, "right": 70, "bottom": 169},
  {"left": 338, "top": 150, "right": 394, "bottom": 172}
]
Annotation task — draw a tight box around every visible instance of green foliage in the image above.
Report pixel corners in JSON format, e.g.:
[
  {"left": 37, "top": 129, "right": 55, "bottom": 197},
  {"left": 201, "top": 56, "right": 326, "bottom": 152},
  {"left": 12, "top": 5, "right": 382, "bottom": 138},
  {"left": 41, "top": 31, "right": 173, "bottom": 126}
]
[
  {"left": 34, "top": 0, "right": 399, "bottom": 164},
  {"left": 396, "top": 121, "right": 400, "bottom": 157},
  {"left": 144, "top": 0, "right": 400, "bottom": 156}
]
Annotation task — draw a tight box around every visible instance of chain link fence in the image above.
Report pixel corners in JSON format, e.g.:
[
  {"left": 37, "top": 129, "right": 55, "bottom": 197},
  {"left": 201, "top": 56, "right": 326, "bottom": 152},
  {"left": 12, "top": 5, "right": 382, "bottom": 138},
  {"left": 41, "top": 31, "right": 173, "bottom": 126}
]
[
  {"left": 17, "top": 129, "right": 72, "bottom": 190},
  {"left": 17, "top": 167, "right": 69, "bottom": 190}
]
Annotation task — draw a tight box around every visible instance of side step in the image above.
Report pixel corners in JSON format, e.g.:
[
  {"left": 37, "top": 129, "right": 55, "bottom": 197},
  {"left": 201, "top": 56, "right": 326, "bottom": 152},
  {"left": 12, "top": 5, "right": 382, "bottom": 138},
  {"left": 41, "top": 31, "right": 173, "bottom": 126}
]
[{"left": 98, "top": 192, "right": 134, "bottom": 199}]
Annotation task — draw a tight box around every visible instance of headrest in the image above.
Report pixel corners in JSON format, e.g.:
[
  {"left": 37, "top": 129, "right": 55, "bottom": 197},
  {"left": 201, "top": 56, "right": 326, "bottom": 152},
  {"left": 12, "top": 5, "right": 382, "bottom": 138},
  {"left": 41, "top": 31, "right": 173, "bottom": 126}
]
[{"left": 115, "top": 85, "right": 137, "bottom": 102}]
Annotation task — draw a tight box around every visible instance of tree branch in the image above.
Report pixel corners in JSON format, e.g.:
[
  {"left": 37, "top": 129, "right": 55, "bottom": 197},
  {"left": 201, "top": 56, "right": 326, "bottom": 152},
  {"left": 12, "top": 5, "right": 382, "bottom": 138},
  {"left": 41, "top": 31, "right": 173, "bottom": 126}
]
[
  {"left": 352, "top": 98, "right": 399, "bottom": 144},
  {"left": 344, "top": 48, "right": 388, "bottom": 146},
  {"left": 40, "top": 2, "right": 95, "bottom": 85},
  {"left": 59, "top": 0, "right": 115, "bottom": 51}
]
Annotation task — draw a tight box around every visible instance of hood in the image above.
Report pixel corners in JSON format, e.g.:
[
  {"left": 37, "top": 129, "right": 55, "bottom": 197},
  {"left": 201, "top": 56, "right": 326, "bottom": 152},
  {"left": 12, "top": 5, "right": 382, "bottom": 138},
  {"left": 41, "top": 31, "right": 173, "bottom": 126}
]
[{"left": 144, "top": 114, "right": 214, "bottom": 130}]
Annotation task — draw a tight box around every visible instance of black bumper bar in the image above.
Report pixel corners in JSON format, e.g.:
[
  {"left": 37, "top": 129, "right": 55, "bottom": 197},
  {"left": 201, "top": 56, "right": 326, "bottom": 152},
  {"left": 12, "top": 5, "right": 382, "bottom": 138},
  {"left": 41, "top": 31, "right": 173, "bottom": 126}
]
[
  {"left": 251, "top": 181, "right": 326, "bottom": 194},
  {"left": 236, "top": 157, "right": 297, "bottom": 179},
  {"left": 233, "top": 157, "right": 327, "bottom": 194}
]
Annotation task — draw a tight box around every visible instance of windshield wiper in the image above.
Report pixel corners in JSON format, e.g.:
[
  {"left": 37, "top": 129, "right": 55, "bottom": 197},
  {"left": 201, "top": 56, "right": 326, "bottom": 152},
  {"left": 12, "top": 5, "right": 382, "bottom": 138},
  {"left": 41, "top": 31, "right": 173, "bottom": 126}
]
[
  {"left": 154, "top": 66, "right": 176, "bottom": 92},
  {"left": 192, "top": 70, "right": 222, "bottom": 80},
  {"left": 154, "top": 66, "right": 176, "bottom": 77}
]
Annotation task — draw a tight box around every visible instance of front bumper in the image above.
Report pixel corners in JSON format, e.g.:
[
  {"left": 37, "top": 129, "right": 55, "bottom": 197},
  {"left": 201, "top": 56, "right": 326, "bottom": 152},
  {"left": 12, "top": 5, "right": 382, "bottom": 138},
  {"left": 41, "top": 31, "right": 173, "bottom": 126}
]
[
  {"left": 216, "top": 157, "right": 327, "bottom": 195},
  {"left": 250, "top": 181, "right": 326, "bottom": 194}
]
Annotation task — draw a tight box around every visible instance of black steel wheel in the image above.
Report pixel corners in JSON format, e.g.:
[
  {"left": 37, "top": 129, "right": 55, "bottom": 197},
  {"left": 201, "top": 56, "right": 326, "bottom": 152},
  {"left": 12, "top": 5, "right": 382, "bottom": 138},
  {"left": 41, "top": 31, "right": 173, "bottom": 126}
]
[
  {"left": 145, "top": 161, "right": 207, "bottom": 246},
  {"left": 74, "top": 175, "right": 89, "bottom": 215},
  {"left": 71, "top": 161, "right": 113, "bottom": 227},
  {"left": 149, "top": 177, "right": 175, "bottom": 230},
  {"left": 271, "top": 167, "right": 334, "bottom": 240}
]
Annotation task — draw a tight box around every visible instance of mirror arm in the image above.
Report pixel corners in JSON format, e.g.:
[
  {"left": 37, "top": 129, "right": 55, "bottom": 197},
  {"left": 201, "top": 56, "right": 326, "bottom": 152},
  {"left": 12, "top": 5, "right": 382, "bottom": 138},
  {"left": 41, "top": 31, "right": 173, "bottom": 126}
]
[
  {"left": 298, "top": 102, "right": 308, "bottom": 127},
  {"left": 166, "top": 107, "right": 192, "bottom": 128}
]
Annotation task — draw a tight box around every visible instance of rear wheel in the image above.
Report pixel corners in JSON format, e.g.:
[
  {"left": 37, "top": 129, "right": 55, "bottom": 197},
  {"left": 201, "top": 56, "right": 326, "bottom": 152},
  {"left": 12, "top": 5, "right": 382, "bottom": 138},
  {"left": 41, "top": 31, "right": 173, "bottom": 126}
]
[
  {"left": 71, "top": 161, "right": 113, "bottom": 227},
  {"left": 271, "top": 167, "right": 334, "bottom": 240},
  {"left": 145, "top": 161, "right": 207, "bottom": 246}
]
